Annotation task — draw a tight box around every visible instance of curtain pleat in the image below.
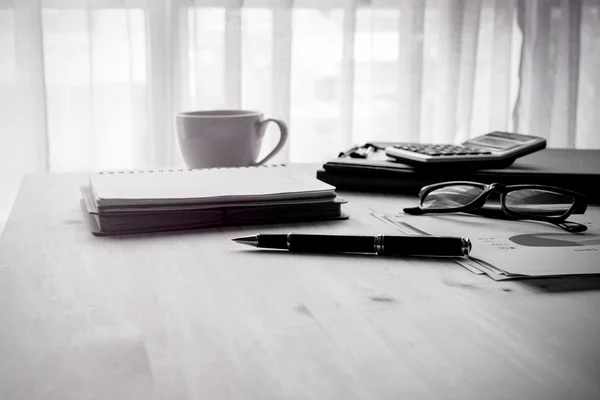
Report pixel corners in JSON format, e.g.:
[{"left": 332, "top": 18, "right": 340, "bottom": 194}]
[
  {"left": 12, "top": 0, "right": 48, "bottom": 172},
  {"left": 340, "top": 0, "right": 357, "bottom": 150},
  {"left": 515, "top": 0, "right": 552, "bottom": 142},
  {"left": 430, "top": 0, "right": 466, "bottom": 143},
  {"left": 550, "top": 0, "right": 581, "bottom": 148},
  {"left": 224, "top": 1, "right": 242, "bottom": 108},
  {"left": 455, "top": 0, "right": 481, "bottom": 144},
  {"left": 397, "top": 0, "right": 425, "bottom": 143},
  {"left": 270, "top": 0, "right": 292, "bottom": 161},
  {"left": 85, "top": 3, "right": 96, "bottom": 168},
  {"left": 576, "top": 0, "right": 600, "bottom": 148},
  {"left": 146, "top": 0, "right": 176, "bottom": 167},
  {"left": 489, "top": 0, "right": 516, "bottom": 134}
]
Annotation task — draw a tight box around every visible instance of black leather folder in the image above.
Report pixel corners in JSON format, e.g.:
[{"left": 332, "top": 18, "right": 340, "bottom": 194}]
[{"left": 317, "top": 146, "right": 600, "bottom": 203}]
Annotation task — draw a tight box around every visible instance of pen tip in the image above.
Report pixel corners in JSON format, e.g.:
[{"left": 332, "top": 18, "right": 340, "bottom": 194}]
[{"left": 231, "top": 235, "right": 259, "bottom": 247}]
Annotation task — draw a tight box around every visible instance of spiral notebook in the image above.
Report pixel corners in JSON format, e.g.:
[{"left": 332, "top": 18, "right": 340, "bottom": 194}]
[{"left": 80, "top": 165, "right": 347, "bottom": 235}]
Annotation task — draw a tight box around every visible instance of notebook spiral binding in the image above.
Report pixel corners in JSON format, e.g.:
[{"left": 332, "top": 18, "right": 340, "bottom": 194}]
[{"left": 98, "top": 164, "right": 287, "bottom": 175}]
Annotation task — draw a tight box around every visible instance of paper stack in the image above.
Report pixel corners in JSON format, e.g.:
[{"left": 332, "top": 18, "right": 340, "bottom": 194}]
[
  {"left": 373, "top": 210, "right": 600, "bottom": 280},
  {"left": 80, "top": 166, "right": 347, "bottom": 236}
]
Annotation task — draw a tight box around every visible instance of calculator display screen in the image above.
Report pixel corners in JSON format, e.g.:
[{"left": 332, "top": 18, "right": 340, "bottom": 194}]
[{"left": 465, "top": 135, "right": 522, "bottom": 150}]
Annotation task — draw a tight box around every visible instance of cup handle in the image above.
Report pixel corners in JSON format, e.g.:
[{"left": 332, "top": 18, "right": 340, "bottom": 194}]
[{"left": 254, "top": 118, "right": 289, "bottom": 166}]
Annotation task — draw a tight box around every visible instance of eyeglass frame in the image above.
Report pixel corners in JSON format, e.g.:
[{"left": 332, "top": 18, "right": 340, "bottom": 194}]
[{"left": 404, "top": 181, "right": 588, "bottom": 231}]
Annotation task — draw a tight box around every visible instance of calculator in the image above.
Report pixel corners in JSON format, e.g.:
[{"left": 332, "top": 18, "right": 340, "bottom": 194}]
[{"left": 384, "top": 131, "right": 546, "bottom": 169}]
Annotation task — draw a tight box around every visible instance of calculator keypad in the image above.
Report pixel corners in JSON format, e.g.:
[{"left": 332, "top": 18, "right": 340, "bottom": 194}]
[{"left": 392, "top": 144, "right": 492, "bottom": 157}]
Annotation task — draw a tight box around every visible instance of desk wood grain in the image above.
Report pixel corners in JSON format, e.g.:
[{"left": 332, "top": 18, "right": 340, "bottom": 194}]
[{"left": 1, "top": 170, "right": 599, "bottom": 400}]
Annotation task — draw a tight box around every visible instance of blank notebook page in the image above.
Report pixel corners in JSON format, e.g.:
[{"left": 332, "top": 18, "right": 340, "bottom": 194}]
[{"left": 89, "top": 167, "right": 336, "bottom": 207}]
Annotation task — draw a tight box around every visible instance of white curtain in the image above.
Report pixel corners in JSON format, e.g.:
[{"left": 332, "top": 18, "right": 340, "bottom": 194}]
[{"left": 0, "top": 0, "right": 599, "bottom": 173}]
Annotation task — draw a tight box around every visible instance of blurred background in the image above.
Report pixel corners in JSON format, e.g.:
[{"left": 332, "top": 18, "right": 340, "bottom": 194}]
[{"left": 1, "top": 0, "right": 599, "bottom": 174}]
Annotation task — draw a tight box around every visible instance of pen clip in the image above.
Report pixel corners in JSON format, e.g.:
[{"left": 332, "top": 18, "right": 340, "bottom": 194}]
[
  {"left": 338, "top": 144, "right": 377, "bottom": 159},
  {"left": 338, "top": 145, "right": 360, "bottom": 158}
]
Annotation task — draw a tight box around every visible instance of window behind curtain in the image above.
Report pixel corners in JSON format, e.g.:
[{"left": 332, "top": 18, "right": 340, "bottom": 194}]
[{"left": 0, "top": 0, "right": 599, "bottom": 173}]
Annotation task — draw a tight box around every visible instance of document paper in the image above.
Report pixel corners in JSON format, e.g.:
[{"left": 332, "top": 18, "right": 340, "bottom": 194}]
[{"left": 379, "top": 208, "right": 600, "bottom": 280}]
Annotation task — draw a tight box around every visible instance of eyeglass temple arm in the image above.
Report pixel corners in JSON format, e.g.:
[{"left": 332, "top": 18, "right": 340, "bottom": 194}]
[
  {"left": 573, "top": 202, "right": 587, "bottom": 214},
  {"left": 403, "top": 207, "right": 496, "bottom": 217},
  {"left": 468, "top": 209, "right": 587, "bottom": 232},
  {"left": 557, "top": 221, "right": 588, "bottom": 233},
  {"left": 403, "top": 207, "right": 426, "bottom": 215}
]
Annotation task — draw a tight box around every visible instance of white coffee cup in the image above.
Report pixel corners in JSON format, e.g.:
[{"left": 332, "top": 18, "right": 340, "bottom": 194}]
[{"left": 175, "top": 110, "right": 288, "bottom": 168}]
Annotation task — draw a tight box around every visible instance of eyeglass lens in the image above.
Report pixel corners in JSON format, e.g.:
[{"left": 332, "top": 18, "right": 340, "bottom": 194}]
[
  {"left": 421, "top": 184, "right": 485, "bottom": 210},
  {"left": 504, "top": 189, "right": 574, "bottom": 217}
]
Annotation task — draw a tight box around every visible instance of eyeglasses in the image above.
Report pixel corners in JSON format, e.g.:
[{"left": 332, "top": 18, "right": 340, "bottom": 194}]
[{"left": 403, "top": 181, "right": 588, "bottom": 233}]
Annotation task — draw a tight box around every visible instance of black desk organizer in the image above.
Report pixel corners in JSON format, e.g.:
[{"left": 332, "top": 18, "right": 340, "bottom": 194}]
[{"left": 317, "top": 143, "right": 600, "bottom": 204}]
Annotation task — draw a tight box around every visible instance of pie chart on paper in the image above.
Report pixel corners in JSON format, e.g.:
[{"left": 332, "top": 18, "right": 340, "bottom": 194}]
[{"left": 509, "top": 232, "right": 600, "bottom": 247}]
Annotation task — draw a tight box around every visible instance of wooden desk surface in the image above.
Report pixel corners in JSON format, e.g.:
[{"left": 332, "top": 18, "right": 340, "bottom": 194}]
[
  {"left": 0, "top": 172, "right": 22, "bottom": 235},
  {"left": 1, "top": 168, "right": 600, "bottom": 400}
]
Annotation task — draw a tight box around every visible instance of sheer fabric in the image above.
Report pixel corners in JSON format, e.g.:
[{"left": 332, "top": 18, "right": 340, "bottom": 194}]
[{"left": 1, "top": 0, "right": 599, "bottom": 172}]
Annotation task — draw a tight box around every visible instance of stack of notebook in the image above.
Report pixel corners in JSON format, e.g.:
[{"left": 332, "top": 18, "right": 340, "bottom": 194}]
[
  {"left": 317, "top": 146, "right": 600, "bottom": 203},
  {"left": 80, "top": 166, "right": 347, "bottom": 236}
]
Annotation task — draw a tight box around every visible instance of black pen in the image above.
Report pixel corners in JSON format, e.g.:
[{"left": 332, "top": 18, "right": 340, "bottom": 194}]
[{"left": 232, "top": 233, "right": 471, "bottom": 257}]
